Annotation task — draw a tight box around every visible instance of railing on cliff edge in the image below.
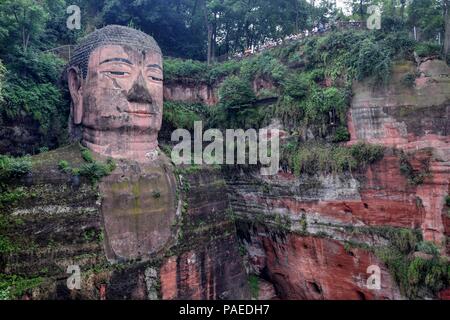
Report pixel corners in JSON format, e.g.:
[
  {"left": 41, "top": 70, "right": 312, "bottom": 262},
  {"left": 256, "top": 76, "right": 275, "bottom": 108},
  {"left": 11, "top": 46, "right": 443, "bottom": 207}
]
[
  {"left": 45, "top": 21, "right": 365, "bottom": 63},
  {"left": 43, "top": 45, "right": 76, "bottom": 61},
  {"left": 214, "top": 21, "right": 365, "bottom": 62}
]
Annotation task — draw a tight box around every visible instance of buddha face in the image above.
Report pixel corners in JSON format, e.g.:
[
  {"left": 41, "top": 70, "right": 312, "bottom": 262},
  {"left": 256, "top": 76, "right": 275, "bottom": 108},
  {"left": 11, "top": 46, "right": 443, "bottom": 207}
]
[{"left": 68, "top": 44, "right": 164, "bottom": 161}]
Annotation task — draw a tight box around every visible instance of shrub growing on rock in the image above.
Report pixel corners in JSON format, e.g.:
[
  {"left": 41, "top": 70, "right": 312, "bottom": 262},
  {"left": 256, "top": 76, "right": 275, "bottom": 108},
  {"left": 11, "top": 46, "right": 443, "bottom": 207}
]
[
  {"left": 219, "top": 76, "right": 255, "bottom": 109},
  {"left": 0, "top": 155, "right": 32, "bottom": 181}
]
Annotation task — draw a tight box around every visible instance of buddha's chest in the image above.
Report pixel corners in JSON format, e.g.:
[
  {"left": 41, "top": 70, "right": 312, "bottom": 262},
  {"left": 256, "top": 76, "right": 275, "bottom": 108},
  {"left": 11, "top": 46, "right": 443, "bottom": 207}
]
[{"left": 99, "top": 158, "right": 177, "bottom": 262}]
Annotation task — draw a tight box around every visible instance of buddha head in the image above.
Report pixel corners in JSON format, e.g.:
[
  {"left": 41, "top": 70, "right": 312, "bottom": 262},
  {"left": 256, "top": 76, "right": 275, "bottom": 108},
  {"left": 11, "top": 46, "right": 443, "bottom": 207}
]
[{"left": 67, "top": 25, "right": 163, "bottom": 162}]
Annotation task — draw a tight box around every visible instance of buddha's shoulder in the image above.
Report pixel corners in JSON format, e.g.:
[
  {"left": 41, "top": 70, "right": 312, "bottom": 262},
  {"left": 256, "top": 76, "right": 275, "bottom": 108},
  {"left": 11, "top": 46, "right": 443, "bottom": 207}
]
[
  {"left": 25, "top": 143, "right": 87, "bottom": 183},
  {"left": 31, "top": 144, "right": 86, "bottom": 171}
]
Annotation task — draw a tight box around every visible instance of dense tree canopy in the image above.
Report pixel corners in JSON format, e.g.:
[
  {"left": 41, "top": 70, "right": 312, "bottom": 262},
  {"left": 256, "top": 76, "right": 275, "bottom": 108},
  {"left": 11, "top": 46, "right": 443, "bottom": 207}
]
[
  {"left": 0, "top": 0, "right": 446, "bottom": 61},
  {"left": 0, "top": 60, "right": 5, "bottom": 102}
]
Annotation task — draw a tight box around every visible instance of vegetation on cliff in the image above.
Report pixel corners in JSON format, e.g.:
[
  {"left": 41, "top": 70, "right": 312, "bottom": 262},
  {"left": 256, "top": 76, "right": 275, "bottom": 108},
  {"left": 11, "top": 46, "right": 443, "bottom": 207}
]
[
  {"left": 57, "top": 146, "right": 116, "bottom": 184},
  {"left": 0, "top": 0, "right": 449, "bottom": 301},
  {"left": 0, "top": 60, "right": 5, "bottom": 102},
  {"left": 163, "top": 101, "right": 209, "bottom": 131},
  {"left": 0, "top": 155, "right": 32, "bottom": 209},
  {"left": 279, "top": 142, "right": 385, "bottom": 176},
  {"left": 164, "top": 28, "right": 418, "bottom": 139},
  {"left": 374, "top": 230, "right": 450, "bottom": 299}
]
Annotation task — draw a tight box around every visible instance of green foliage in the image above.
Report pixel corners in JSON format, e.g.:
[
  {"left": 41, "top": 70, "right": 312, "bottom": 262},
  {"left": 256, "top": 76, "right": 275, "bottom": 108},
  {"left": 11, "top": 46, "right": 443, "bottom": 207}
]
[
  {"left": 274, "top": 95, "right": 303, "bottom": 129},
  {"left": 333, "top": 126, "right": 351, "bottom": 143},
  {"left": 0, "top": 188, "right": 27, "bottom": 208},
  {"left": 1, "top": 79, "right": 65, "bottom": 135},
  {"left": 0, "top": 155, "right": 32, "bottom": 182},
  {"left": 209, "top": 102, "right": 266, "bottom": 130},
  {"left": 248, "top": 275, "right": 260, "bottom": 299},
  {"left": 0, "top": 235, "right": 19, "bottom": 254},
  {"left": 301, "top": 30, "right": 411, "bottom": 85},
  {"left": 163, "top": 58, "right": 243, "bottom": 85},
  {"left": 38, "top": 147, "right": 49, "bottom": 154},
  {"left": 78, "top": 159, "right": 116, "bottom": 184},
  {"left": 399, "top": 151, "right": 431, "bottom": 185},
  {"left": 219, "top": 76, "right": 256, "bottom": 109},
  {"left": 374, "top": 227, "right": 449, "bottom": 298},
  {"left": 407, "top": 0, "right": 445, "bottom": 44},
  {"left": 402, "top": 73, "right": 417, "bottom": 88},
  {"left": 416, "top": 241, "right": 440, "bottom": 256},
  {"left": 58, "top": 160, "right": 71, "bottom": 173},
  {"left": 208, "top": 60, "right": 241, "bottom": 83},
  {"left": 0, "top": 50, "right": 68, "bottom": 151},
  {"left": 302, "top": 86, "right": 349, "bottom": 124},
  {"left": 163, "top": 101, "right": 207, "bottom": 131},
  {"left": 240, "top": 54, "right": 287, "bottom": 84},
  {"left": 445, "top": 195, "right": 450, "bottom": 207},
  {"left": 414, "top": 42, "right": 442, "bottom": 57},
  {"left": 0, "top": 274, "right": 42, "bottom": 300},
  {"left": 0, "top": 0, "right": 69, "bottom": 153},
  {"left": 83, "top": 229, "right": 97, "bottom": 242},
  {"left": 349, "top": 143, "right": 386, "bottom": 167},
  {"left": 282, "top": 72, "right": 310, "bottom": 99},
  {"left": 163, "top": 58, "right": 208, "bottom": 83},
  {"left": 0, "top": 60, "right": 5, "bottom": 102},
  {"left": 57, "top": 148, "right": 116, "bottom": 184},
  {"left": 389, "top": 228, "right": 419, "bottom": 254},
  {"left": 285, "top": 142, "right": 385, "bottom": 176},
  {"left": 0, "top": 0, "right": 49, "bottom": 52},
  {"left": 380, "top": 32, "right": 415, "bottom": 60},
  {"left": 407, "top": 257, "right": 449, "bottom": 297},
  {"left": 81, "top": 148, "right": 94, "bottom": 163},
  {"left": 356, "top": 38, "right": 392, "bottom": 85},
  {"left": 275, "top": 67, "right": 350, "bottom": 130}
]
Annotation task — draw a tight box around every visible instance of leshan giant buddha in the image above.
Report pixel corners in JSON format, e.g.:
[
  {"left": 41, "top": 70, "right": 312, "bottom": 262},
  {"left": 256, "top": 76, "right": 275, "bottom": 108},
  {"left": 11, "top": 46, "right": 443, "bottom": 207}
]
[
  {"left": 68, "top": 25, "right": 164, "bottom": 162},
  {"left": 67, "top": 25, "right": 177, "bottom": 262}
]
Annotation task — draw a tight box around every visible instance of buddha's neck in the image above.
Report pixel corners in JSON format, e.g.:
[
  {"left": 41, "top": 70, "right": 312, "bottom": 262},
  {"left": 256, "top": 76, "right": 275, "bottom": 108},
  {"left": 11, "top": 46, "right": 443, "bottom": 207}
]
[{"left": 82, "top": 128, "right": 159, "bottom": 163}]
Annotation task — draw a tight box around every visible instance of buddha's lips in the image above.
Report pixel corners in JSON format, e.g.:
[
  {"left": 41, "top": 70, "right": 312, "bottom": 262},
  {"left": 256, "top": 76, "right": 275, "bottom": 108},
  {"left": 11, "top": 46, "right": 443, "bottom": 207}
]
[{"left": 124, "top": 110, "right": 157, "bottom": 116}]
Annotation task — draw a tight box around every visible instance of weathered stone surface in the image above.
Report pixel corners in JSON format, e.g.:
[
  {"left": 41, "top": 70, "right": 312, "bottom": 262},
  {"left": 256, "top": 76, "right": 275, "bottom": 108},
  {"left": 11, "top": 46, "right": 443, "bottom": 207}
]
[
  {"left": 159, "top": 168, "right": 250, "bottom": 300},
  {"left": 99, "top": 153, "right": 177, "bottom": 262},
  {"left": 164, "top": 82, "right": 218, "bottom": 106},
  {"left": 163, "top": 76, "right": 276, "bottom": 106},
  {"left": 0, "top": 146, "right": 249, "bottom": 300},
  {"left": 348, "top": 59, "right": 450, "bottom": 244},
  {"left": 160, "top": 238, "right": 249, "bottom": 300},
  {"left": 237, "top": 222, "right": 402, "bottom": 300},
  {"left": 68, "top": 26, "right": 164, "bottom": 162},
  {"left": 258, "top": 279, "right": 277, "bottom": 300}
]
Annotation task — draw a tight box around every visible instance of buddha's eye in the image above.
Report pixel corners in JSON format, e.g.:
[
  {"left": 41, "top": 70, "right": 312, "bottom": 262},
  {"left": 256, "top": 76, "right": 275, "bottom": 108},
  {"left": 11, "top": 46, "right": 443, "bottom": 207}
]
[
  {"left": 149, "top": 76, "right": 163, "bottom": 82},
  {"left": 103, "top": 71, "right": 130, "bottom": 78}
]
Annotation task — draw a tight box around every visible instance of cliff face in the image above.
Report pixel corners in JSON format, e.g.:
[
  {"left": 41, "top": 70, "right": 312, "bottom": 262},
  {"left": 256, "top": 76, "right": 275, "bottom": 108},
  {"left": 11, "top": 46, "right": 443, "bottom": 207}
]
[
  {"left": 163, "top": 76, "right": 276, "bottom": 106},
  {"left": 349, "top": 59, "right": 450, "bottom": 247},
  {"left": 236, "top": 221, "right": 402, "bottom": 300},
  {"left": 226, "top": 158, "right": 421, "bottom": 300},
  {"left": 1, "top": 57, "right": 449, "bottom": 300},
  {"left": 223, "top": 58, "right": 450, "bottom": 300},
  {"left": 0, "top": 145, "right": 249, "bottom": 300},
  {"left": 164, "top": 81, "right": 219, "bottom": 106}
]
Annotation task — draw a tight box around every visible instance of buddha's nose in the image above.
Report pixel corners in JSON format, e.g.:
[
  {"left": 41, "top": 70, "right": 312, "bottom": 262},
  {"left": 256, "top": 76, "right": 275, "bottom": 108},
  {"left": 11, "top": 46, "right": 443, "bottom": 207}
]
[{"left": 126, "top": 72, "right": 154, "bottom": 105}]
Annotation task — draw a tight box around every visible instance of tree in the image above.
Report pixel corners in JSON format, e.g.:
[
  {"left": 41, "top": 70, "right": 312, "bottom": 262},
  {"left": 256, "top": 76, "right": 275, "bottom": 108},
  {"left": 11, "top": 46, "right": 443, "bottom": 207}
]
[
  {"left": 444, "top": 0, "right": 450, "bottom": 56},
  {"left": 400, "top": 0, "right": 407, "bottom": 20},
  {"left": 408, "top": 0, "right": 444, "bottom": 42},
  {"left": 346, "top": 0, "right": 371, "bottom": 20},
  {"left": 0, "top": 60, "right": 5, "bottom": 102},
  {"left": 202, "top": 0, "right": 216, "bottom": 65},
  {"left": 0, "top": 0, "right": 49, "bottom": 53}
]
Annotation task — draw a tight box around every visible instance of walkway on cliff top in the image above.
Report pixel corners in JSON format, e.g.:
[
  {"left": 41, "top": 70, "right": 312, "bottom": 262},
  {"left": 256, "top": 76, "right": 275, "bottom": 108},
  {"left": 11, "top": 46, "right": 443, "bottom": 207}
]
[{"left": 44, "top": 21, "right": 365, "bottom": 63}]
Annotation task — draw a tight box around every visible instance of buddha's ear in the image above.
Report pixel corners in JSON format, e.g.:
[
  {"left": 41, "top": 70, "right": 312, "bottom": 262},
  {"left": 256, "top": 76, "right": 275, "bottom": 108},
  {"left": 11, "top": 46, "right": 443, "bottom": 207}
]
[{"left": 68, "top": 67, "right": 83, "bottom": 125}]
